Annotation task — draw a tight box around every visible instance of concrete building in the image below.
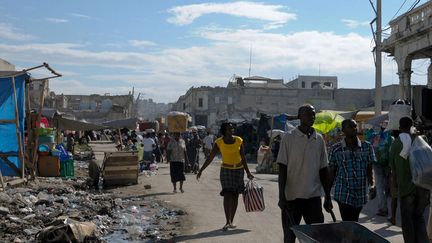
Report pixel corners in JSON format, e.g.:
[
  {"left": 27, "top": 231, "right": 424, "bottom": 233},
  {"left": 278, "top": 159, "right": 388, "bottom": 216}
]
[
  {"left": 172, "top": 75, "right": 423, "bottom": 130},
  {"left": 136, "top": 98, "right": 171, "bottom": 120},
  {"left": 382, "top": 0, "right": 432, "bottom": 98},
  {"left": 0, "top": 58, "right": 15, "bottom": 71},
  {"left": 172, "top": 76, "right": 338, "bottom": 130},
  {"left": 28, "top": 80, "right": 50, "bottom": 109},
  {"left": 286, "top": 75, "right": 338, "bottom": 89},
  {"left": 46, "top": 93, "right": 135, "bottom": 123}
]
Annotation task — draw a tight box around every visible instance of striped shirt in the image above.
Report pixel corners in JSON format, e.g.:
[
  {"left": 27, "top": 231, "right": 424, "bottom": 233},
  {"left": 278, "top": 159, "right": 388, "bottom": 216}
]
[{"left": 328, "top": 138, "right": 376, "bottom": 208}]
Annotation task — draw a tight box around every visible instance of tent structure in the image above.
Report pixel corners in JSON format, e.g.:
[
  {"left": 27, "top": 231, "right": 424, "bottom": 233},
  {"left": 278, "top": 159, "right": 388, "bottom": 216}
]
[
  {"left": 0, "top": 63, "right": 61, "bottom": 189},
  {"left": 365, "top": 113, "right": 389, "bottom": 128},
  {"left": 102, "top": 117, "right": 138, "bottom": 130},
  {"left": 313, "top": 111, "right": 344, "bottom": 134},
  {"left": 0, "top": 73, "right": 28, "bottom": 178},
  {"left": 54, "top": 117, "right": 106, "bottom": 131}
]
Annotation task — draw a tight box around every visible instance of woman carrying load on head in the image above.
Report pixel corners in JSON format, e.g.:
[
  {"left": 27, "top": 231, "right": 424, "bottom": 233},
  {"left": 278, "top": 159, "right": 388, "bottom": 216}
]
[{"left": 197, "top": 122, "right": 254, "bottom": 231}]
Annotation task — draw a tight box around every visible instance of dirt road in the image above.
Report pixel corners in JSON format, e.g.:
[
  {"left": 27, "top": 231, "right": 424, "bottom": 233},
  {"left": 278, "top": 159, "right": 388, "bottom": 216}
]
[
  {"left": 144, "top": 156, "right": 404, "bottom": 243},
  {"left": 88, "top": 142, "right": 404, "bottom": 242}
]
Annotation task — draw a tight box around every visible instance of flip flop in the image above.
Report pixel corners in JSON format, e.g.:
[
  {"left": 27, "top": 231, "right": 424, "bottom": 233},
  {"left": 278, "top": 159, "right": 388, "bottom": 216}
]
[
  {"left": 228, "top": 223, "right": 237, "bottom": 229},
  {"left": 222, "top": 224, "right": 230, "bottom": 231}
]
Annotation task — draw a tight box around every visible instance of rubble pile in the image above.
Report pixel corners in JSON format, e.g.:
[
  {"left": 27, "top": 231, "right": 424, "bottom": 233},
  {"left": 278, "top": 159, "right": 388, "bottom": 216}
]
[{"left": 0, "top": 177, "right": 184, "bottom": 242}]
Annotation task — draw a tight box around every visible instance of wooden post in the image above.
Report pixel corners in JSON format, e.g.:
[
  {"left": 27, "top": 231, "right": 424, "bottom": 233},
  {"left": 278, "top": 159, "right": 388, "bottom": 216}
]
[
  {"left": 31, "top": 79, "right": 47, "bottom": 175},
  {"left": 25, "top": 80, "right": 33, "bottom": 175},
  {"left": 11, "top": 76, "right": 26, "bottom": 179},
  {"left": 0, "top": 164, "right": 5, "bottom": 191}
]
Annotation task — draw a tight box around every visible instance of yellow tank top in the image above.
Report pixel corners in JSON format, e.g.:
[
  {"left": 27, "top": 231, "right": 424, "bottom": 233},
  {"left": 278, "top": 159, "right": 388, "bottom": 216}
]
[{"left": 215, "top": 136, "right": 243, "bottom": 168}]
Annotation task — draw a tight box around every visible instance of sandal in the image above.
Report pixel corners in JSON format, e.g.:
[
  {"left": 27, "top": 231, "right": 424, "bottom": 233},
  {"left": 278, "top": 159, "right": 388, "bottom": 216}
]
[
  {"left": 229, "top": 223, "right": 237, "bottom": 229},
  {"left": 222, "top": 224, "right": 230, "bottom": 231}
]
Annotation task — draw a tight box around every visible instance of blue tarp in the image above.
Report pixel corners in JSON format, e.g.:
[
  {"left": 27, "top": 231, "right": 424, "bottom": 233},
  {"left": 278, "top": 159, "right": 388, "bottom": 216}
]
[{"left": 0, "top": 74, "right": 28, "bottom": 176}]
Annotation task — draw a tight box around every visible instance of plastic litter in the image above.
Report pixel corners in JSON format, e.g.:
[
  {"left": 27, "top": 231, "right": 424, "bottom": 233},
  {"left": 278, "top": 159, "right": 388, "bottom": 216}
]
[{"left": 409, "top": 136, "right": 432, "bottom": 190}]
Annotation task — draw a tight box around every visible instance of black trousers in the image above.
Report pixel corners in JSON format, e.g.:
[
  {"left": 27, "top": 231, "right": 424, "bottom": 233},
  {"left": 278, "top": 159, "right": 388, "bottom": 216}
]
[
  {"left": 400, "top": 187, "right": 430, "bottom": 243},
  {"left": 337, "top": 202, "right": 362, "bottom": 221},
  {"left": 281, "top": 197, "right": 324, "bottom": 243}
]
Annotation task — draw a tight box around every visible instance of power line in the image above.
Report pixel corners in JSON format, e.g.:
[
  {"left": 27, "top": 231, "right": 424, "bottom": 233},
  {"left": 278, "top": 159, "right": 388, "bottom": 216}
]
[
  {"left": 382, "top": 0, "right": 419, "bottom": 32},
  {"left": 407, "top": 0, "right": 421, "bottom": 12},
  {"left": 389, "top": 0, "right": 409, "bottom": 22}
]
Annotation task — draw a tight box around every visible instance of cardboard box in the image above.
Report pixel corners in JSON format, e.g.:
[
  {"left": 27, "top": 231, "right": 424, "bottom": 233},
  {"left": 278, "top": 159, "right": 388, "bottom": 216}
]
[
  {"left": 38, "top": 156, "right": 60, "bottom": 177},
  {"left": 167, "top": 115, "right": 188, "bottom": 133}
]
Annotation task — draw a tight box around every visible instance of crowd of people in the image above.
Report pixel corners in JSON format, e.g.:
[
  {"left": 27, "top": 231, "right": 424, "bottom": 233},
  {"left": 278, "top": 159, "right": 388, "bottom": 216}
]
[
  {"left": 60, "top": 105, "right": 432, "bottom": 242},
  {"left": 276, "top": 104, "right": 432, "bottom": 243}
]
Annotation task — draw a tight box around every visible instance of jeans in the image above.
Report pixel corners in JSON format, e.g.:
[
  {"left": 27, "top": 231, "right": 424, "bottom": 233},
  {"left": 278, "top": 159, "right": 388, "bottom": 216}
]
[
  {"left": 373, "top": 164, "right": 389, "bottom": 213},
  {"left": 337, "top": 202, "right": 362, "bottom": 221},
  {"left": 281, "top": 197, "right": 324, "bottom": 243},
  {"left": 400, "top": 186, "right": 430, "bottom": 243}
]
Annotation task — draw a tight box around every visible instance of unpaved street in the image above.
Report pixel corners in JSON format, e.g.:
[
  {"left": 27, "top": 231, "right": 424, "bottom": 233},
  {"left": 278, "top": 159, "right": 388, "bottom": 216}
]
[{"left": 143, "top": 155, "right": 405, "bottom": 243}]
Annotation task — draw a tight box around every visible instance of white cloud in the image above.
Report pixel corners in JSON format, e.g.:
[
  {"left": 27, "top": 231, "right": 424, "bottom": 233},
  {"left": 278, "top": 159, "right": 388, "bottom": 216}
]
[
  {"left": 129, "top": 40, "right": 157, "bottom": 47},
  {"left": 167, "top": 1, "right": 296, "bottom": 28},
  {"left": 69, "top": 13, "right": 91, "bottom": 19},
  {"left": 45, "top": 18, "right": 69, "bottom": 23},
  {"left": 0, "top": 22, "right": 35, "bottom": 41},
  {"left": 1, "top": 28, "right": 391, "bottom": 102},
  {"left": 341, "top": 19, "right": 369, "bottom": 28}
]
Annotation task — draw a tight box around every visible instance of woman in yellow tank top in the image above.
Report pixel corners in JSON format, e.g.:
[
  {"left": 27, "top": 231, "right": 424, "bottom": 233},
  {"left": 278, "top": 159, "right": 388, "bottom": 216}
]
[{"left": 197, "top": 122, "right": 254, "bottom": 231}]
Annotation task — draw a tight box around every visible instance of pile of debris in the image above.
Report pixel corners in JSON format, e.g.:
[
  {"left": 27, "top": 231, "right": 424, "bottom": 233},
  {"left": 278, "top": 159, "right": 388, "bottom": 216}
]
[{"left": 0, "top": 177, "right": 184, "bottom": 242}]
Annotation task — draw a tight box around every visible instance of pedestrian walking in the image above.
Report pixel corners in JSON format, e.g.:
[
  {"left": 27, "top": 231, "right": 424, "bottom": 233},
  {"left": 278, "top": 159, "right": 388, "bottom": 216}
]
[
  {"left": 276, "top": 105, "right": 332, "bottom": 243},
  {"left": 197, "top": 122, "right": 254, "bottom": 231},
  {"left": 371, "top": 121, "right": 393, "bottom": 217},
  {"left": 166, "top": 133, "right": 188, "bottom": 193},
  {"left": 203, "top": 131, "right": 215, "bottom": 159},
  {"left": 186, "top": 130, "right": 201, "bottom": 173},
  {"left": 66, "top": 133, "right": 75, "bottom": 154},
  {"left": 143, "top": 132, "right": 156, "bottom": 162},
  {"left": 389, "top": 117, "right": 430, "bottom": 243},
  {"left": 328, "top": 119, "right": 376, "bottom": 222}
]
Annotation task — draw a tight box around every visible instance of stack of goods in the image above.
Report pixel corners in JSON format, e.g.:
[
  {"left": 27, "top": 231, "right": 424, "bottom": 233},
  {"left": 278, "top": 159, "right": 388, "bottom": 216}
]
[
  {"left": 36, "top": 127, "right": 56, "bottom": 146},
  {"left": 37, "top": 144, "right": 60, "bottom": 177},
  {"left": 386, "top": 99, "right": 411, "bottom": 131},
  {"left": 37, "top": 143, "right": 74, "bottom": 178},
  {"left": 167, "top": 112, "right": 190, "bottom": 133},
  {"left": 138, "top": 120, "right": 160, "bottom": 132},
  {"left": 55, "top": 144, "right": 74, "bottom": 178}
]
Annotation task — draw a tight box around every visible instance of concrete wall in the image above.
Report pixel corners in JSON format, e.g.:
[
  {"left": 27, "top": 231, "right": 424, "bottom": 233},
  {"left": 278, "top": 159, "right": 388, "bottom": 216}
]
[
  {"left": 334, "top": 89, "right": 373, "bottom": 111},
  {"left": 173, "top": 85, "right": 339, "bottom": 128},
  {"left": 0, "top": 59, "right": 15, "bottom": 71},
  {"left": 287, "top": 75, "right": 338, "bottom": 89}
]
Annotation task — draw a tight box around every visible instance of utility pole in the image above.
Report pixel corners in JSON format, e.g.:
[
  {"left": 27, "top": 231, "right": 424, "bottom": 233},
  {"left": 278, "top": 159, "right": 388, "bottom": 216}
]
[
  {"left": 248, "top": 45, "right": 252, "bottom": 77},
  {"left": 370, "top": 0, "right": 382, "bottom": 116}
]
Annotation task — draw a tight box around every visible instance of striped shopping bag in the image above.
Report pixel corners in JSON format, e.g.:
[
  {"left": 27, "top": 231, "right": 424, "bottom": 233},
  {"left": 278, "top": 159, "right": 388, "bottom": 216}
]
[{"left": 243, "top": 180, "right": 265, "bottom": 212}]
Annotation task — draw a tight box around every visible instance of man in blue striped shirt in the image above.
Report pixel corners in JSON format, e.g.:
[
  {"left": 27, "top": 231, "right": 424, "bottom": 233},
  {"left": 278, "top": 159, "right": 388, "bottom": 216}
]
[{"left": 328, "top": 119, "right": 376, "bottom": 221}]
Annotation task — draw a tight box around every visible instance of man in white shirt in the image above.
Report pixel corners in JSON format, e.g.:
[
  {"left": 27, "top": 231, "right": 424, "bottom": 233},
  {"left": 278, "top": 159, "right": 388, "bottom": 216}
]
[
  {"left": 277, "top": 105, "right": 332, "bottom": 243},
  {"left": 143, "top": 133, "right": 156, "bottom": 162},
  {"left": 203, "top": 131, "right": 215, "bottom": 159}
]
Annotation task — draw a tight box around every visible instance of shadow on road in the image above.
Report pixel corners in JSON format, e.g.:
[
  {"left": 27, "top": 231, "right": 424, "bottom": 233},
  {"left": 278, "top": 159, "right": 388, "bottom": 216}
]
[
  {"left": 173, "top": 228, "right": 251, "bottom": 241},
  {"left": 374, "top": 224, "right": 401, "bottom": 238}
]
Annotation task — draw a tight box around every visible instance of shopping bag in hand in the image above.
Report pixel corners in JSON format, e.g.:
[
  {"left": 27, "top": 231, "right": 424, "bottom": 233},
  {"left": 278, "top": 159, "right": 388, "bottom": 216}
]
[
  {"left": 243, "top": 180, "right": 265, "bottom": 212},
  {"left": 409, "top": 136, "right": 432, "bottom": 190}
]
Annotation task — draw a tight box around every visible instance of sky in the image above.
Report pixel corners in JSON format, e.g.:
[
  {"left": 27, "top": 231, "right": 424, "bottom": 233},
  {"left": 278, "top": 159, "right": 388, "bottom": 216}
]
[{"left": 0, "top": 0, "right": 430, "bottom": 103}]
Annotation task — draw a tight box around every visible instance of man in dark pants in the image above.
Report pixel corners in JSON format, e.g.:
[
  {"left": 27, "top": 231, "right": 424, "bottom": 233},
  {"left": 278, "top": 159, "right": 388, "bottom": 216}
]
[
  {"left": 389, "top": 117, "right": 430, "bottom": 243},
  {"left": 277, "top": 105, "right": 333, "bottom": 243},
  {"left": 328, "top": 119, "right": 376, "bottom": 221}
]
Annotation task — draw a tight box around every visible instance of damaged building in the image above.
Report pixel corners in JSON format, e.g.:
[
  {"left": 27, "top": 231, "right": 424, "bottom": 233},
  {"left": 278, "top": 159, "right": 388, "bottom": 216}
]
[
  {"left": 172, "top": 75, "right": 422, "bottom": 130},
  {"left": 45, "top": 93, "right": 135, "bottom": 123}
]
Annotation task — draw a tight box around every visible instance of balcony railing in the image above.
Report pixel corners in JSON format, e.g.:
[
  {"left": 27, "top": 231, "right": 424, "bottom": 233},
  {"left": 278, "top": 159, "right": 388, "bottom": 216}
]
[{"left": 383, "top": 1, "right": 432, "bottom": 49}]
